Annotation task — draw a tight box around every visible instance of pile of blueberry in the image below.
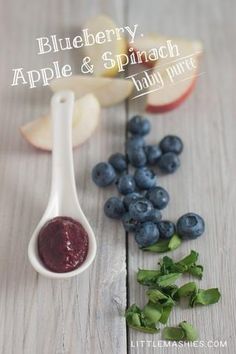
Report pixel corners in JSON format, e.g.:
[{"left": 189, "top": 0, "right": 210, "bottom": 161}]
[{"left": 92, "top": 116, "right": 205, "bottom": 248}]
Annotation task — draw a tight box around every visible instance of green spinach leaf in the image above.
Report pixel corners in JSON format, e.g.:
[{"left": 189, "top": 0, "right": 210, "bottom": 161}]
[
  {"left": 180, "top": 321, "right": 198, "bottom": 341},
  {"left": 190, "top": 288, "right": 221, "bottom": 307},
  {"left": 162, "top": 326, "right": 185, "bottom": 341}
]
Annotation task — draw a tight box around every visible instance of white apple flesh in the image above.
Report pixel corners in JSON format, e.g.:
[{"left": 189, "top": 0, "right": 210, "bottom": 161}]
[
  {"left": 20, "top": 94, "right": 100, "bottom": 151},
  {"left": 50, "top": 75, "right": 133, "bottom": 107},
  {"left": 131, "top": 35, "right": 171, "bottom": 68}
]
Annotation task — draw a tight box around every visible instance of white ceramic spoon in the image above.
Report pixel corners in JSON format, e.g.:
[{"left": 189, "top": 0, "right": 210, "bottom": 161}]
[{"left": 28, "top": 90, "right": 97, "bottom": 279}]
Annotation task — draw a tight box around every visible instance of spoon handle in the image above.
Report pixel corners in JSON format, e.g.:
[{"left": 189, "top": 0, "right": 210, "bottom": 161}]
[{"left": 50, "top": 91, "right": 77, "bottom": 211}]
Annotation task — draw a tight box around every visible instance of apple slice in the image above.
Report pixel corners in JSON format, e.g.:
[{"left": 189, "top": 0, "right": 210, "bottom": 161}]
[
  {"left": 132, "top": 34, "right": 202, "bottom": 69},
  {"left": 50, "top": 75, "right": 133, "bottom": 107},
  {"left": 131, "top": 34, "right": 170, "bottom": 68},
  {"left": 146, "top": 38, "right": 203, "bottom": 113},
  {"left": 84, "top": 15, "right": 127, "bottom": 77},
  {"left": 20, "top": 94, "right": 100, "bottom": 151},
  {"left": 146, "top": 76, "right": 197, "bottom": 113}
]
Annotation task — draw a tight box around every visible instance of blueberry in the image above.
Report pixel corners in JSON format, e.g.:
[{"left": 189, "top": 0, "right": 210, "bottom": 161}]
[
  {"left": 157, "top": 152, "right": 180, "bottom": 174},
  {"left": 135, "top": 222, "right": 159, "bottom": 247},
  {"left": 146, "top": 186, "right": 169, "bottom": 210},
  {"left": 145, "top": 209, "right": 162, "bottom": 223},
  {"left": 177, "top": 213, "right": 205, "bottom": 239},
  {"left": 144, "top": 145, "right": 162, "bottom": 165},
  {"left": 127, "top": 115, "right": 151, "bottom": 136},
  {"left": 134, "top": 167, "right": 156, "bottom": 190},
  {"left": 157, "top": 221, "right": 175, "bottom": 239},
  {"left": 123, "top": 192, "right": 142, "bottom": 210},
  {"left": 92, "top": 162, "right": 116, "bottom": 187},
  {"left": 104, "top": 197, "right": 125, "bottom": 219},
  {"left": 129, "top": 199, "right": 153, "bottom": 222},
  {"left": 128, "top": 147, "right": 147, "bottom": 167},
  {"left": 160, "top": 135, "right": 183, "bottom": 155},
  {"left": 126, "top": 136, "right": 145, "bottom": 151},
  {"left": 122, "top": 212, "right": 140, "bottom": 232},
  {"left": 117, "top": 175, "right": 136, "bottom": 195},
  {"left": 108, "top": 153, "right": 127, "bottom": 172}
]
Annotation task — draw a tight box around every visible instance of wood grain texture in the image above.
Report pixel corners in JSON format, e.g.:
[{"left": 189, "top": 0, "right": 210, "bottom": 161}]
[
  {"left": 127, "top": 1, "right": 236, "bottom": 353},
  {"left": 0, "top": 0, "right": 235, "bottom": 354},
  {"left": 0, "top": 1, "right": 127, "bottom": 354}
]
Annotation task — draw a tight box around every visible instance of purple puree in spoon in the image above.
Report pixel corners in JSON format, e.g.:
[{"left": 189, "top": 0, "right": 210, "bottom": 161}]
[{"left": 38, "top": 216, "right": 89, "bottom": 273}]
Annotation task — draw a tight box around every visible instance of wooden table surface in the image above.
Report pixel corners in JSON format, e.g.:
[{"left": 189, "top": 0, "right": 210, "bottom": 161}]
[{"left": 0, "top": 0, "right": 235, "bottom": 353}]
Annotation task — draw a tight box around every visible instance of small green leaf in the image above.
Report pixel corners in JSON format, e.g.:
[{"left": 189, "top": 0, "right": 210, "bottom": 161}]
[
  {"left": 142, "top": 235, "right": 182, "bottom": 253},
  {"left": 160, "top": 256, "right": 174, "bottom": 274},
  {"left": 173, "top": 263, "right": 188, "bottom": 273},
  {"left": 137, "top": 269, "right": 160, "bottom": 285},
  {"left": 165, "top": 250, "right": 203, "bottom": 278},
  {"left": 168, "top": 234, "right": 182, "bottom": 250},
  {"left": 131, "top": 313, "right": 142, "bottom": 327},
  {"left": 143, "top": 239, "right": 170, "bottom": 253},
  {"left": 146, "top": 289, "right": 175, "bottom": 311},
  {"left": 125, "top": 304, "right": 141, "bottom": 315},
  {"left": 159, "top": 305, "right": 173, "bottom": 324},
  {"left": 157, "top": 273, "right": 182, "bottom": 287},
  {"left": 143, "top": 301, "right": 163, "bottom": 323},
  {"left": 162, "top": 256, "right": 174, "bottom": 267},
  {"left": 128, "top": 324, "right": 159, "bottom": 334},
  {"left": 146, "top": 289, "right": 168, "bottom": 303},
  {"left": 160, "top": 285, "right": 179, "bottom": 299},
  {"left": 163, "top": 296, "right": 175, "bottom": 307},
  {"left": 125, "top": 304, "right": 141, "bottom": 319},
  {"left": 176, "top": 250, "right": 199, "bottom": 267},
  {"left": 179, "top": 321, "right": 198, "bottom": 341},
  {"left": 157, "top": 250, "right": 203, "bottom": 279},
  {"left": 163, "top": 322, "right": 198, "bottom": 342},
  {"left": 177, "top": 282, "right": 197, "bottom": 298},
  {"left": 191, "top": 288, "right": 221, "bottom": 307},
  {"left": 125, "top": 304, "right": 160, "bottom": 333},
  {"left": 162, "top": 326, "right": 185, "bottom": 341},
  {"left": 125, "top": 305, "right": 142, "bottom": 327},
  {"left": 188, "top": 264, "right": 204, "bottom": 279}
]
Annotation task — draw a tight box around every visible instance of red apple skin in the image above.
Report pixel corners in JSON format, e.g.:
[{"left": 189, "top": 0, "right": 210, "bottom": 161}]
[
  {"left": 131, "top": 46, "right": 157, "bottom": 68},
  {"left": 146, "top": 78, "right": 197, "bottom": 113}
]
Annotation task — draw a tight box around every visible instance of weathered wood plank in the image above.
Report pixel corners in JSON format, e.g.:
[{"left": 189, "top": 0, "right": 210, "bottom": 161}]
[
  {"left": 127, "top": 1, "right": 236, "bottom": 353},
  {"left": 0, "top": 1, "right": 127, "bottom": 353}
]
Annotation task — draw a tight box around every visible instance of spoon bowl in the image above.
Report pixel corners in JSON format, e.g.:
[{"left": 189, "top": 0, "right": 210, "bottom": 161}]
[{"left": 28, "top": 91, "right": 97, "bottom": 279}]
